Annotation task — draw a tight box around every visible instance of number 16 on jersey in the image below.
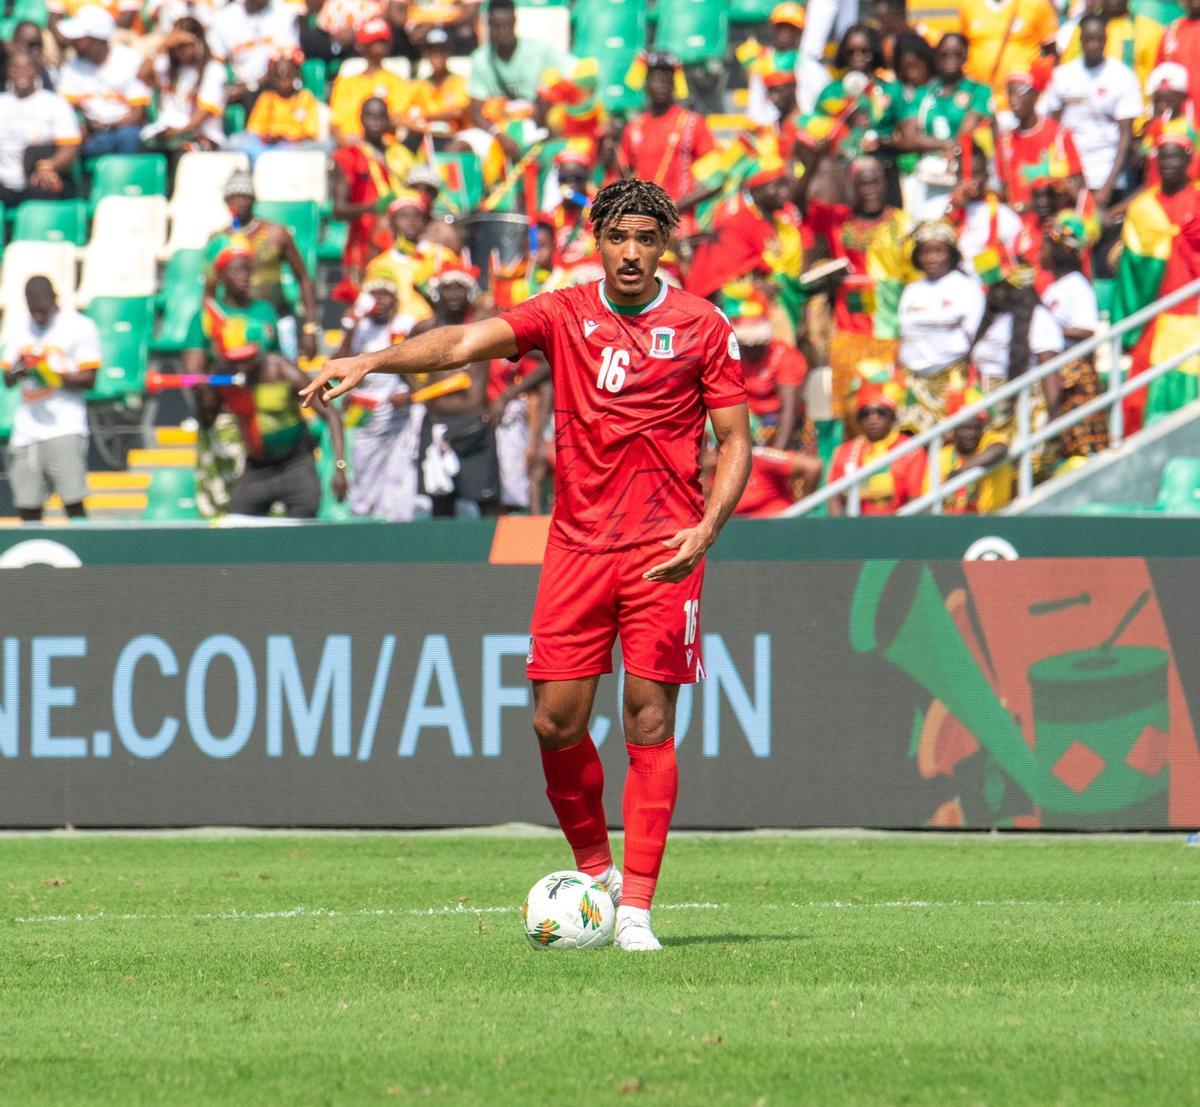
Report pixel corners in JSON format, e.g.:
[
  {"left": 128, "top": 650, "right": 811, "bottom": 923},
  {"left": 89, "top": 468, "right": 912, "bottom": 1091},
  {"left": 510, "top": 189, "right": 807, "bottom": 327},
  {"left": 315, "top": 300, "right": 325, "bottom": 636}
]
[{"left": 596, "top": 347, "right": 629, "bottom": 394}]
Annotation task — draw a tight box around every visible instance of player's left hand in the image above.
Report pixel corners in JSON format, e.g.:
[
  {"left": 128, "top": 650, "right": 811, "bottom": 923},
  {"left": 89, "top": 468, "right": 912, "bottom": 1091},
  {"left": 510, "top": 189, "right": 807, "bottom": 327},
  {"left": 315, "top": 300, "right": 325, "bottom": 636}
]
[{"left": 643, "top": 526, "right": 713, "bottom": 584}]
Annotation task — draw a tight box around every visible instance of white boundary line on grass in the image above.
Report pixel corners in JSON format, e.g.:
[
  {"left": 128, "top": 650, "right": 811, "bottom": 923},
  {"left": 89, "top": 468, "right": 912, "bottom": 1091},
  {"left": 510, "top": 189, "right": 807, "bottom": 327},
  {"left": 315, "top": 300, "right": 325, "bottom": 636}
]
[{"left": 11, "top": 899, "right": 1200, "bottom": 925}]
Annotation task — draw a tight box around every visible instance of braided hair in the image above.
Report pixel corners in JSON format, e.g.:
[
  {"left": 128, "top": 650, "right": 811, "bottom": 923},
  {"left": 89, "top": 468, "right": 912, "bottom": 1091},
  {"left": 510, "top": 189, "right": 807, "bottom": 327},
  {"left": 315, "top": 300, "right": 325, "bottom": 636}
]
[{"left": 589, "top": 178, "right": 679, "bottom": 239}]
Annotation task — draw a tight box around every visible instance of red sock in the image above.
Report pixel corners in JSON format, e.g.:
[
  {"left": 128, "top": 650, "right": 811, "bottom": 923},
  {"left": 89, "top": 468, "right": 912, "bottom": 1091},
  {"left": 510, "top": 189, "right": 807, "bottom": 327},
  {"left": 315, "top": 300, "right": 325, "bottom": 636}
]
[
  {"left": 621, "top": 737, "right": 678, "bottom": 910},
  {"left": 540, "top": 735, "right": 612, "bottom": 876}
]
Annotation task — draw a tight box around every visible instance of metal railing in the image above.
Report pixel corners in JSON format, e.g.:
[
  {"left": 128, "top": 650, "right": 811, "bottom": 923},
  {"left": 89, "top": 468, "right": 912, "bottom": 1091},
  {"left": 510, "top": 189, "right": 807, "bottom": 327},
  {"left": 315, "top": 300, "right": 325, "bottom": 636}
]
[{"left": 783, "top": 276, "right": 1200, "bottom": 517}]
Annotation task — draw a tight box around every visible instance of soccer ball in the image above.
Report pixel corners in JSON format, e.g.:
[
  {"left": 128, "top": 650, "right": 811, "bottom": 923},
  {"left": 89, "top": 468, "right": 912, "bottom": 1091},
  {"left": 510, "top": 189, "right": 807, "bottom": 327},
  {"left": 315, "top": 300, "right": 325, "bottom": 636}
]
[{"left": 522, "top": 870, "right": 615, "bottom": 951}]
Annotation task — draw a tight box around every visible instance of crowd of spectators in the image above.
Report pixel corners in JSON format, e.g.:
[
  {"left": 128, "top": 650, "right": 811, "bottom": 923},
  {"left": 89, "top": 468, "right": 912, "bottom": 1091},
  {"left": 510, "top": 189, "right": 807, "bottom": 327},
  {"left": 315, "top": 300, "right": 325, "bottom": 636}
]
[{"left": 2, "top": 0, "right": 1199, "bottom": 522}]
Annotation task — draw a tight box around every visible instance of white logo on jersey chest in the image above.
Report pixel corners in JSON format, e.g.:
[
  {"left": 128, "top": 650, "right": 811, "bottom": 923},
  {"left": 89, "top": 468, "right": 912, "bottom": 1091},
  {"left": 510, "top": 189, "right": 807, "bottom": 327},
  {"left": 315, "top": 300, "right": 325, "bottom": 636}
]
[{"left": 583, "top": 319, "right": 600, "bottom": 338}]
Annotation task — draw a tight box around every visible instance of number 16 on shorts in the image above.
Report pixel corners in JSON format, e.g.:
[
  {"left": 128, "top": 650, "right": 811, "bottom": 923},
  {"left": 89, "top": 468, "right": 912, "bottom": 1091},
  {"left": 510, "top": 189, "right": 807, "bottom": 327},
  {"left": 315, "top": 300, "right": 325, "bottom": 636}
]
[{"left": 683, "top": 598, "right": 701, "bottom": 674}]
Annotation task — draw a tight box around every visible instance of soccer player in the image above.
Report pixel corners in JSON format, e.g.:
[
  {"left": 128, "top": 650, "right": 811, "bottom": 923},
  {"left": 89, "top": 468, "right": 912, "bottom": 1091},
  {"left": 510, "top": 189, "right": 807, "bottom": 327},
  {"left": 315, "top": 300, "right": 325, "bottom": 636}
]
[{"left": 301, "top": 179, "right": 752, "bottom": 951}]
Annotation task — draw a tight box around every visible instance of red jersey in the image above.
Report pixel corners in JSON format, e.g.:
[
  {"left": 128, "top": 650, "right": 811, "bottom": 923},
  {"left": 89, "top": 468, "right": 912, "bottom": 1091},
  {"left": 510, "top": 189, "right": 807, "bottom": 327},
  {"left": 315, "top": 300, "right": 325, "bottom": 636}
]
[
  {"left": 997, "top": 117, "right": 1083, "bottom": 212},
  {"left": 501, "top": 279, "right": 747, "bottom": 552},
  {"left": 737, "top": 448, "right": 799, "bottom": 517},
  {"left": 618, "top": 105, "right": 714, "bottom": 199},
  {"left": 742, "top": 341, "right": 808, "bottom": 417}
]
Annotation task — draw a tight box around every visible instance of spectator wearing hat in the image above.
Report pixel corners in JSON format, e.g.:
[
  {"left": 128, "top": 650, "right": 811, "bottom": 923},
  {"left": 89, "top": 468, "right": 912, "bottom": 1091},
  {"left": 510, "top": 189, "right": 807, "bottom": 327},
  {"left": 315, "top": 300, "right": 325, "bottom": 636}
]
[
  {"left": 1062, "top": 0, "right": 1162, "bottom": 91},
  {"left": 743, "top": 3, "right": 831, "bottom": 125},
  {"left": 412, "top": 27, "right": 470, "bottom": 134},
  {"left": 0, "top": 276, "right": 99, "bottom": 524},
  {"left": 48, "top": 0, "right": 140, "bottom": 45},
  {"left": 538, "top": 144, "right": 600, "bottom": 282},
  {"left": 1135, "top": 63, "right": 1196, "bottom": 189},
  {"left": 187, "top": 240, "right": 347, "bottom": 518},
  {"left": 1040, "top": 212, "right": 1108, "bottom": 460},
  {"left": 409, "top": 264, "right": 501, "bottom": 517},
  {"left": 330, "top": 19, "right": 427, "bottom": 141},
  {"left": 826, "top": 373, "right": 925, "bottom": 516},
  {"left": 334, "top": 274, "right": 426, "bottom": 522},
  {"left": 0, "top": 52, "right": 81, "bottom": 206},
  {"left": 619, "top": 52, "right": 715, "bottom": 206},
  {"left": 897, "top": 220, "right": 985, "bottom": 430},
  {"left": 208, "top": 0, "right": 299, "bottom": 110},
  {"left": 205, "top": 171, "right": 321, "bottom": 359},
  {"left": 1111, "top": 131, "right": 1200, "bottom": 432},
  {"left": 996, "top": 69, "right": 1084, "bottom": 215},
  {"left": 57, "top": 5, "right": 151, "bottom": 157},
  {"left": 139, "top": 17, "right": 227, "bottom": 154},
  {"left": 1158, "top": 0, "right": 1200, "bottom": 119},
  {"left": 921, "top": 384, "right": 1012, "bottom": 515},
  {"left": 1044, "top": 13, "right": 1142, "bottom": 212},
  {"left": 331, "top": 97, "right": 416, "bottom": 298},
  {"left": 361, "top": 190, "right": 450, "bottom": 320},
  {"left": 405, "top": 164, "right": 442, "bottom": 210},
  {"left": 466, "top": 0, "right": 565, "bottom": 141}
]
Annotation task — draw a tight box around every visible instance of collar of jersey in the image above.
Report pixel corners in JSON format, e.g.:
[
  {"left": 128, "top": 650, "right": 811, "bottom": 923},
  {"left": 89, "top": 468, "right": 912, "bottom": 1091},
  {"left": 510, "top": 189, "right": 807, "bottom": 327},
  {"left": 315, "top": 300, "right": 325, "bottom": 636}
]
[{"left": 598, "top": 277, "right": 668, "bottom": 317}]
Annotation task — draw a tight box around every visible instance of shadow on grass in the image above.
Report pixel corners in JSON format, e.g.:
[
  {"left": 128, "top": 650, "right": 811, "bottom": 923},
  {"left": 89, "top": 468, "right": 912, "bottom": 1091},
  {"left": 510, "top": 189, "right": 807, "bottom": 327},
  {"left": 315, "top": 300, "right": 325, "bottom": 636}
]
[{"left": 665, "top": 933, "right": 808, "bottom": 947}]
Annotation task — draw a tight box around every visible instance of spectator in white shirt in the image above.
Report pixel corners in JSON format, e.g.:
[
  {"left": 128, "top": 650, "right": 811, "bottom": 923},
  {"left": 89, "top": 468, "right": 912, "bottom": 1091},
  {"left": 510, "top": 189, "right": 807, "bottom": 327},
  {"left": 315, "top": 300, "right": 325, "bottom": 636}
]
[
  {"left": 0, "top": 52, "right": 81, "bottom": 205},
  {"left": 1043, "top": 13, "right": 1142, "bottom": 210},
  {"left": 1, "top": 277, "right": 100, "bottom": 524},
  {"left": 746, "top": 3, "right": 831, "bottom": 125},
  {"left": 57, "top": 6, "right": 151, "bottom": 157},
  {"left": 898, "top": 219, "right": 987, "bottom": 429},
  {"left": 208, "top": 0, "right": 300, "bottom": 110},
  {"left": 8, "top": 21, "right": 58, "bottom": 90},
  {"left": 138, "top": 18, "right": 227, "bottom": 153}
]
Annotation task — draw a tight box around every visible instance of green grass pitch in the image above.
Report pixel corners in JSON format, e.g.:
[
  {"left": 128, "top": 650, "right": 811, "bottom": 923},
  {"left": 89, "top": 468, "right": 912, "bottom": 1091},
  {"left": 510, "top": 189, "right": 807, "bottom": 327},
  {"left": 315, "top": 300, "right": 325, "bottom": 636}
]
[{"left": 2, "top": 831, "right": 1198, "bottom": 1105}]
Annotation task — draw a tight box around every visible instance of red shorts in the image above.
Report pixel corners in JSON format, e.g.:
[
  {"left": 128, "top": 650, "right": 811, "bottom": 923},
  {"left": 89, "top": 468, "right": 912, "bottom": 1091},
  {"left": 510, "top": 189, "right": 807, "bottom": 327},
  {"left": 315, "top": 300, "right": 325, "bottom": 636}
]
[{"left": 526, "top": 541, "right": 706, "bottom": 685}]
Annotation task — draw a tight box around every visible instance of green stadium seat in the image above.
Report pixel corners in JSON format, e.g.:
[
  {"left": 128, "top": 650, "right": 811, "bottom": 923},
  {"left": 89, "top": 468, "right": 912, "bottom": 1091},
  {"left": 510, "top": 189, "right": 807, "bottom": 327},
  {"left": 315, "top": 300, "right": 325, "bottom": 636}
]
[
  {"left": 223, "top": 102, "right": 247, "bottom": 137},
  {"left": 317, "top": 218, "right": 349, "bottom": 262},
  {"left": 89, "top": 154, "right": 168, "bottom": 207},
  {"left": 85, "top": 295, "right": 153, "bottom": 401},
  {"left": 1155, "top": 456, "right": 1200, "bottom": 514},
  {"left": 13, "top": 200, "right": 89, "bottom": 246},
  {"left": 254, "top": 199, "right": 318, "bottom": 273},
  {"left": 142, "top": 467, "right": 202, "bottom": 521},
  {"left": 300, "top": 57, "right": 328, "bottom": 99},
  {"left": 0, "top": 381, "right": 21, "bottom": 442},
  {"left": 572, "top": 0, "right": 645, "bottom": 114},
  {"left": 151, "top": 249, "right": 206, "bottom": 353},
  {"left": 729, "top": 0, "right": 775, "bottom": 21},
  {"left": 654, "top": 0, "right": 729, "bottom": 64}
]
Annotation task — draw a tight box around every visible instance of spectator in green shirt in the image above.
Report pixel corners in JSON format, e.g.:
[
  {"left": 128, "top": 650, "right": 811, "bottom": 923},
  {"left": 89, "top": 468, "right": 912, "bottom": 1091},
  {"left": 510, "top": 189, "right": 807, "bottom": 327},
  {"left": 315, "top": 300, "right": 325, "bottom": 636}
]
[
  {"left": 879, "top": 31, "right": 936, "bottom": 177},
  {"left": 466, "top": 0, "right": 564, "bottom": 144},
  {"left": 901, "top": 33, "right": 994, "bottom": 155}
]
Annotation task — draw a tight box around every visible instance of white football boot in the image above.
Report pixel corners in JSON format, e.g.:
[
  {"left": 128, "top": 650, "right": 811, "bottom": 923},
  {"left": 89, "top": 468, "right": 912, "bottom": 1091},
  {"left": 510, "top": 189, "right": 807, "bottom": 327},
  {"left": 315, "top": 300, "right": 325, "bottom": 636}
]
[
  {"left": 614, "top": 905, "right": 662, "bottom": 951},
  {"left": 593, "top": 864, "right": 622, "bottom": 909}
]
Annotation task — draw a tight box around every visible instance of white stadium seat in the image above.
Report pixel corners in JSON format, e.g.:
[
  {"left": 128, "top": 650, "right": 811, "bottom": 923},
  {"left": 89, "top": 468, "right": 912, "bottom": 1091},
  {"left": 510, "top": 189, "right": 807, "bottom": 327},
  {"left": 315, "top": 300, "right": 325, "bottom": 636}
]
[
  {"left": 515, "top": 6, "right": 571, "bottom": 55},
  {"left": 164, "top": 150, "right": 249, "bottom": 255},
  {"left": 89, "top": 195, "right": 169, "bottom": 254},
  {"left": 0, "top": 241, "right": 78, "bottom": 316},
  {"left": 335, "top": 56, "right": 411, "bottom": 80},
  {"left": 76, "top": 240, "right": 156, "bottom": 305},
  {"left": 253, "top": 150, "right": 329, "bottom": 205}
]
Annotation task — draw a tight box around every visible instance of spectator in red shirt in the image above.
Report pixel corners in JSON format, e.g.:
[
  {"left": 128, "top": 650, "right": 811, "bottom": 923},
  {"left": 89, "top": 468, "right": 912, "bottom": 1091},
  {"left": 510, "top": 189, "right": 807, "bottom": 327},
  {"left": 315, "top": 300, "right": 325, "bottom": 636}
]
[
  {"left": 727, "top": 295, "right": 812, "bottom": 450},
  {"left": 618, "top": 52, "right": 714, "bottom": 213},
  {"left": 998, "top": 70, "right": 1085, "bottom": 215},
  {"left": 826, "top": 376, "right": 925, "bottom": 516},
  {"left": 703, "top": 442, "right": 821, "bottom": 516},
  {"left": 1158, "top": 0, "right": 1200, "bottom": 118}
]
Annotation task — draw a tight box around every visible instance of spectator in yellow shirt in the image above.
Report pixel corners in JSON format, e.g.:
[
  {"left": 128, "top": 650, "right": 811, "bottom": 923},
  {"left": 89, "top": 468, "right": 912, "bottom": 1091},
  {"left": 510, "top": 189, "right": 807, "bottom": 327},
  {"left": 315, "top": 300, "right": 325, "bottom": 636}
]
[
  {"left": 330, "top": 18, "right": 431, "bottom": 141},
  {"left": 411, "top": 26, "right": 470, "bottom": 136},
  {"left": 923, "top": 386, "right": 1013, "bottom": 514},
  {"left": 958, "top": 0, "right": 1058, "bottom": 108},
  {"left": 230, "top": 50, "right": 329, "bottom": 164}
]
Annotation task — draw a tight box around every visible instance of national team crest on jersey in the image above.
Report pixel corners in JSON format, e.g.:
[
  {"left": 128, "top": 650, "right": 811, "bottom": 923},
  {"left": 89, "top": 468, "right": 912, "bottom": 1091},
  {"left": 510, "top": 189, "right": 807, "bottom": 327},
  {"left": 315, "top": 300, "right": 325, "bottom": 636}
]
[{"left": 649, "top": 327, "right": 675, "bottom": 359}]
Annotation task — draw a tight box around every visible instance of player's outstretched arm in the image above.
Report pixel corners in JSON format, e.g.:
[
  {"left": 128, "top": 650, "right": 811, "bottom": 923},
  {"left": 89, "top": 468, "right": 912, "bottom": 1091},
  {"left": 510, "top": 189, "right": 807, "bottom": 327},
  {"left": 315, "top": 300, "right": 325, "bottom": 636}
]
[{"left": 299, "top": 316, "right": 519, "bottom": 408}]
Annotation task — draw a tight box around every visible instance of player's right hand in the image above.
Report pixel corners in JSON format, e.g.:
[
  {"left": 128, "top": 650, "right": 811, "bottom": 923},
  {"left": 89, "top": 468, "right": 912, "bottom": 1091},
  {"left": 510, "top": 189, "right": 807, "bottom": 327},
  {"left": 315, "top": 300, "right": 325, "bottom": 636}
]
[{"left": 300, "top": 356, "right": 369, "bottom": 408}]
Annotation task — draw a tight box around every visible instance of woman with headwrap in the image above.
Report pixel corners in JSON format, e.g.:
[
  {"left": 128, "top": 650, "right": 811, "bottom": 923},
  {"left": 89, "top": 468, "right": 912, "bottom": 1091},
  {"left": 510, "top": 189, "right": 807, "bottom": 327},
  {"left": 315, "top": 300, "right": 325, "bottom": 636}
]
[{"left": 896, "top": 219, "right": 985, "bottom": 430}]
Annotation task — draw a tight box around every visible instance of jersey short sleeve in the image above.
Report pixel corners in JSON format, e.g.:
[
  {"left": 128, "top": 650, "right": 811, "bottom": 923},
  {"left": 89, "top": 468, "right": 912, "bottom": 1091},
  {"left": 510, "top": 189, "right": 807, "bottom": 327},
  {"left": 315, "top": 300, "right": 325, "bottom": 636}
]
[
  {"left": 500, "top": 292, "right": 558, "bottom": 359},
  {"left": 702, "top": 309, "right": 750, "bottom": 410}
]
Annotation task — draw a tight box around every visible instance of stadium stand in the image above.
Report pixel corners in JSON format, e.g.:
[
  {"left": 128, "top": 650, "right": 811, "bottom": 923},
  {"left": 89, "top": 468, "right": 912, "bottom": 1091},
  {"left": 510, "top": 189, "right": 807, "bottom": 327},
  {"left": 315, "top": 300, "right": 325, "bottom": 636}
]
[{"left": 2, "top": 0, "right": 1200, "bottom": 523}]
